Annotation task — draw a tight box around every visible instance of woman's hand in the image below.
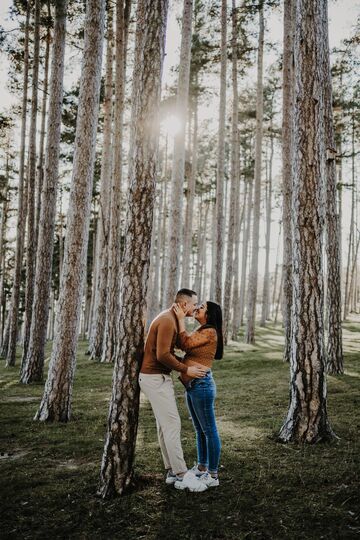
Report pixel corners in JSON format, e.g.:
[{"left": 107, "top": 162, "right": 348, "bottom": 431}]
[{"left": 172, "top": 303, "right": 186, "bottom": 321}]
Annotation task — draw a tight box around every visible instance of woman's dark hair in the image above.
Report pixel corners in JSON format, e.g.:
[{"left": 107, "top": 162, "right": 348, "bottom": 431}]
[{"left": 202, "top": 301, "right": 223, "bottom": 359}]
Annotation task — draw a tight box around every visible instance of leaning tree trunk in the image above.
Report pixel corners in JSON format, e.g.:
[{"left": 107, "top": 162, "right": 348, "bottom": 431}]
[
  {"left": 88, "top": 5, "right": 114, "bottom": 361},
  {"left": 164, "top": 0, "right": 193, "bottom": 305},
  {"left": 223, "top": 0, "right": 240, "bottom": 343},
  {"left": 3, "top": 1, "right": 31, "bottom": 364},
  {"left": 282, "top": 0, "right": 295, "bottom": 361},
  {"left": 279, "top": 0, "right": 335, "bottom": 444},
  {"left": 35, "top": 0, "right": 105, "bottom": 422},
  {"left": 213, "top": 0, "right": 227, "bottom": 304},
  {"left": 98, "top": 0, "right": 169, "bottom": 498},
  {"left": 323, "top": 6, "right": 343, "bottom": 375},
  {"left": 245, "top": 3, "right": 264, "bottom": 344},
  {"left": 21, "top": 0, "right": 42, "bottom": 364},
  {"left": 20, "top": 0, "right": 68, "bottom": 384}
]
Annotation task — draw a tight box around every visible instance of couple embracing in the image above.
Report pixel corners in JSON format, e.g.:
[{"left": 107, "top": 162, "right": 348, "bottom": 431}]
[{"left": 139, "top": 288, "right": 223, "bottom": 492}]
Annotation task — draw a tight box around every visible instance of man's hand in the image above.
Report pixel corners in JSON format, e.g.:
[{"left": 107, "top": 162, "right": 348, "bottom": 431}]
[{"left": 187, "top": 365, "right": 208, "bottom": 378}]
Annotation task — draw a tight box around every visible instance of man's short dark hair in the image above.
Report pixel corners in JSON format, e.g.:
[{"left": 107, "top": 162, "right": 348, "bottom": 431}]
[{"left": 175, "top": 288, "right": 197, "bottom": 302}]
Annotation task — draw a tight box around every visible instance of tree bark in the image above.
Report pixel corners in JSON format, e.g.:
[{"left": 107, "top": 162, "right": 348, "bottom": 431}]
[
  {"left": 88, "top": 5, "right": 114, "bottom": 361},
  {"left": 98, "top": 0, "right": 168, "bottom": 497},
  {"left": 21, "top": 0, "right": 42, "bottom": 364},
  {"left": 20, "top": 0, "right": 67, "bottom": 384},
  {"left": 35, "top": 0, "right": 105, "bottom": 421},
  {"left": 3, "top": 1, "right": 31, "bottom": 364},
  {"left": 232, "top": 180, "right": 246, "bottom": 340},
  {"left": 239, "top": 176, "right": 253, "bottom": 326},
  {"left": 164, "top": 0, "right": 193, "bottom": 305},
  {"left": 213, "top": 0, "right": 227, "bottom": 304},
  {"left": 245, "top": 4, "right": 264, "bottom": 344},
  {"left": 223, "top": 0, "right": 240, "bottom": 343},
  {"left": 279, "top": 0, "right": 335, "bottom": 444},
  {"left": 281, "top": 0, "right": 295, "bottom": 361}
]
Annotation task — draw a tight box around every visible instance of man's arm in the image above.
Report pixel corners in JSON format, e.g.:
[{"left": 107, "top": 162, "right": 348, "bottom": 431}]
[{"left": 156, "top": 318, "right": 188, "bottom": 373}]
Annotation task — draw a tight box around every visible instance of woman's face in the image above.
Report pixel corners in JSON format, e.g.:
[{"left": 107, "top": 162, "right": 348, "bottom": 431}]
[{"left": 194, "top": 302, "right": 207, "bottom": 323}]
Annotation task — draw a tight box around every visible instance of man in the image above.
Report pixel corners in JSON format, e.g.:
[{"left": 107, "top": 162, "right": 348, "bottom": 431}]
[{"left": 139, "top": 288, "right": 208, "bottom": 492}]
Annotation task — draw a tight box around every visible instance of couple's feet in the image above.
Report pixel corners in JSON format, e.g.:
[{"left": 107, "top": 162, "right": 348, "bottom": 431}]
[{"left": 166, "top": 466, "right": 219, "bottom": 492}]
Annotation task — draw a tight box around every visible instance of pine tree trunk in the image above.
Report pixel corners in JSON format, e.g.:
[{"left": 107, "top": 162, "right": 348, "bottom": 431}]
[
  {"left": 245, "top": 4, "right": 264, "bottom": 344},
  {"left": 214, "top": 0, "right": 227, "bottom": 305},
  {"left": 260, "top": 128, "right": 274, "bottom": 326},
  {"left": 343, "top": 114, "right": 355, "bottom": 320},
  {"left": 20, "top": 0, "right": 67, "bottom": 384},
  {"left": 88, "top": 5, "right": 114, "bottom": 360},
  {"left": 0, "top": 154, "right": 10, "bottom": 346},
  {"left": 279, "top": 0, "right": 335, "bottom": 444},
  {"left": 281, "top": 0, "right": 295, "bottom": 361},
  {"left": 3, "top": 2, "right": 31, "bottom": 364},
  {"left": 239, "top": 177, "right": 253, "bottom": 326},
  {"left": 232, "top": 181, "right": 246, "bottom": 340},
  {"left": 101, "top": 0, "right": 130, "bottom": 364},
  {"left": 164, "top": 0, "right": 193, "bottom": 305},
  {"left": 21, "top": 0, "right": 42, "bottom": 364},
  {"left": 35, "top": 0, "right": 105, "bottom": 422},
  {"left": 324, "top": 6, "right": 343, "bottom": 375},
  {"left": 98, "top": 0, "right": 168, "bottom": 497},
  {"left": 223, "top": 0, "right": 240, "bottom": 343},
  {"left": 272, "top": 223, "right": 282, "bottom": 319},
  {"left": 35, "top": 1, "right": 51, "bottom": 246},
  {"left": 182, "top": 91, "right": 198, "bottom": 287}
]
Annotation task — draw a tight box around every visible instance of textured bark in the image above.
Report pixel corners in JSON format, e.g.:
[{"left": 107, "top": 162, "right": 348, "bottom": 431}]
[
  {"left": 88, "top": 5, "right": 114, "bottom": 360},
  {"left": 213, "top": 0, "right": 227, "bottom": 304},
  {"left": 232, "top": 181, "right": 246, "bottom": 340},
  {"left": 272, "top": 223, "right": 282, "bottom": 319},
  {"left": 223, "top": 0, "right": 240, "bottom": 343},
  {"left": 279, "top": 0, "right": 335, "bottom": 444},
  {"left": 21, "top": 0, "right": 41, "bottom": 365},
  {"left": 0, "top": 154, "right": 10, "bottom": 345},
  {"left": 35, "top": 0, "right": 105, "bottom": 422},
  {"left": 3, "top": 2, "right": 31, "bottom": 364},
  {"left": 101, "top": 0, "right": 130, "bottom": 364},
  {"left": 35, "top": 1, "right": 51, "bottom": 245},
  {"left": 323, "top": 7, "right": 343, "bottom": 375},
  {"left": 98, "top": 0, "right": 168, "bottom": 497},
  {"left": 282, "top": 0, "right": 295, "bottom": 361},
  {"left": 20, "top": 0, "right": 67, "bottom": 384},
  {"left": 182, "top": 92, "right": 198, "bottom": 287},
  {"left": 239, "top": 177, "right": 253, "bottom": 326},
  {"left": 260, "top": 129, "right": 274, "bottom": 327},
  {"left": 164, "top": 0, "right": 193, "bottom": 305},
  {"left": 245, "top": 4, "right": 264, "bottom": 344}
]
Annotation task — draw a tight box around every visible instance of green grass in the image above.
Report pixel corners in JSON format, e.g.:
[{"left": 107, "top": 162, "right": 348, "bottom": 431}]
[{"left": 1, "top": 323, "right": 359, "bottom": 540}]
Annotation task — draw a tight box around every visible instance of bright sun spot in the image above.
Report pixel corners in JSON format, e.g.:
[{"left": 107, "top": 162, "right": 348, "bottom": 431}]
[{"left": 161, "top": 114, "right": 182, "bottom": 138}]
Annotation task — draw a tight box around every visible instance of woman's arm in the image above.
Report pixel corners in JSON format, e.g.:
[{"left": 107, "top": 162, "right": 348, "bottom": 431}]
[{"left": 178, "top": 327, "right": 217, "bottom": 352}]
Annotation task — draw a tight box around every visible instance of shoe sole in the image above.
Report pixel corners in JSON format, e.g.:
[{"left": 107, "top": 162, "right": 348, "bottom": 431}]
[{"left": 174, "top": 482, "right": 207, "bottom": 492}]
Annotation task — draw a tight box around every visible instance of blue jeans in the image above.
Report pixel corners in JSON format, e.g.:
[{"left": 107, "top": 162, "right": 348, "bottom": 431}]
[{"left": 185, "top": 371, "right": 221, "bottom": 474}]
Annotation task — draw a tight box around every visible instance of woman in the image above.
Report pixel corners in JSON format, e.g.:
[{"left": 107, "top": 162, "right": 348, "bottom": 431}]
[{"left": 172, "top": 301, "right": 223, "bottom": 489}]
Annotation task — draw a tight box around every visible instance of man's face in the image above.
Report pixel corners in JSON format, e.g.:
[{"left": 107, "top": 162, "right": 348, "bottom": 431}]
[{"left": 182, "top": 295, "right": 198, "bottom": 317}]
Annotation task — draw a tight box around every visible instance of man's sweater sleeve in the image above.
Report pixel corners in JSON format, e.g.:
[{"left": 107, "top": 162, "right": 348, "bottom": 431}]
[{"left": 156, "top": 318, "right": 188, "bottom": 373}]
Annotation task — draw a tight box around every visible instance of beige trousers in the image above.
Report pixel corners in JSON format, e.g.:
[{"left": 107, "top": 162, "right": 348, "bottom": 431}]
[{"left": 139, "top": 373, "right": 187, "bottom": 475}]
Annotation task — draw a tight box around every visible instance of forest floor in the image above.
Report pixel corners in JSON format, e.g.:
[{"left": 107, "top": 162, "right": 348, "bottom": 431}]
[{"left": 0, "top": 321, "right": 359, "bottom": 540}]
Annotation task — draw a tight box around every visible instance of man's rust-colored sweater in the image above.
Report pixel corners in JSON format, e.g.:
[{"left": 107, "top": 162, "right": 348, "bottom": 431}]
[{"left": 140, "top": 310, "right": 188, "bottom": 375}]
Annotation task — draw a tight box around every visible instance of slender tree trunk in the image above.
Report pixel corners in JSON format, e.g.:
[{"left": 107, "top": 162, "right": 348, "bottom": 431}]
[
  {"left": 88, "top": 5, "right": 114, "bottom": 360},
  {"left": 272, "top": 223, "right": 282, "bottom": 319},
  {"left": 98, "top": 0, "right": 168, "bottom": 497},
  {"left": 324, "top": 7, "right": 343, "bottom": 375},
  {"left": 343, "top": 114, "right": 355, "bottom": 320},
  {"left": 245, "top": 4, "right": 264, "bottom": 344},
  {"left": 281, "top": 0, "right": 295, "bottom": 361},
  {"left": 102, "top": 0, "right": 130, "bottom": 364},
  {"left": 232, "top": 180, "right": 246, "bottom": 340},
  {"left": 223, "top": 0, "right": 240, "bottom": 342},
  {"left": 35, "top": 0, "right": 105, "bottom": 421},
  {"left": 213, "top": 0, "right": 227, "bottom": 304},
  {"left": 182, "top": 91, "right": 198, "bottom": 286},
  {"left": 164, "top": 0, "right": 193, "bottom": 305},
  {"left": 3, "top": 2, "right": 31, "bottom": 364},
  {"left": 240, "top": 177, "right": 253, "bottom": 326},
  {"left": 279, "top": 0, "right": 335, "bottom": 444},
  {"left": 35, "top": 1, "right": 51, "bottom": 245},
  {"left": 260, "top": 128, "right": 274, "bottom": 326},
  {"left": 21, "top": 0, "right": 42, "bottom": 364},
  {"left": 20, "top": 0, "right": 68, "bottom": 383},
  {"left": 160, "top": 138, "right": 169, "bottom": 309},
  {"left": 0, "top": 154, "right": 10, "bottom": 345}
]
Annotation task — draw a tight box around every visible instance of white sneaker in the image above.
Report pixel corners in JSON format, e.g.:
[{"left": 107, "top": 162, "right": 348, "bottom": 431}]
[
  {"left": 165, "top": 470, "right": 177, "bottom": 485},
  {"left": 174, "top": 471, "right": 208, "bottom": 492},
  {"left": 198, "top": 472, "right": 219, "bottom": 488},
  {"left": 190, "top": 464, "right": 207, "bottom": 477}
]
